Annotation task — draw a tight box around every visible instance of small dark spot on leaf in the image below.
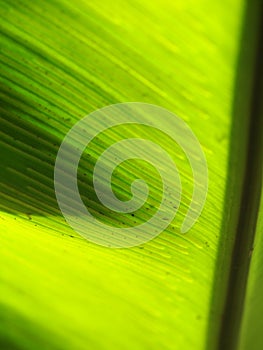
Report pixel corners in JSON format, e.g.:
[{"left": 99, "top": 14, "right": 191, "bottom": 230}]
[{"left": 26, "top": 213, "right": 32, "bottom": 220}]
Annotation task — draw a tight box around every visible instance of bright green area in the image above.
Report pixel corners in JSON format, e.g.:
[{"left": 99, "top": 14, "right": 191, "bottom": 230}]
[{"left": 0, "top": 0, "right": 247, "bottom": 349}]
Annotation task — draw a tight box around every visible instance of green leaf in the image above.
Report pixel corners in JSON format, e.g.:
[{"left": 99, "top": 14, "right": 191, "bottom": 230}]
[
  {"left": 0, "top": 0, "right": 262, "bottom": 350},
  {"left": 238, "top": 185, "right": 263, "bottom": 350}
]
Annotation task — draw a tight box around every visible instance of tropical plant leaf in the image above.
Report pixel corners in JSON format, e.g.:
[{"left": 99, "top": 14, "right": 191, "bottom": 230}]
[
  {"left": 238, "top": 185, "right": 263, "bottom": 350},
  {"left": 0, "top": 0, "right": 262, "bottom": 350}
]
